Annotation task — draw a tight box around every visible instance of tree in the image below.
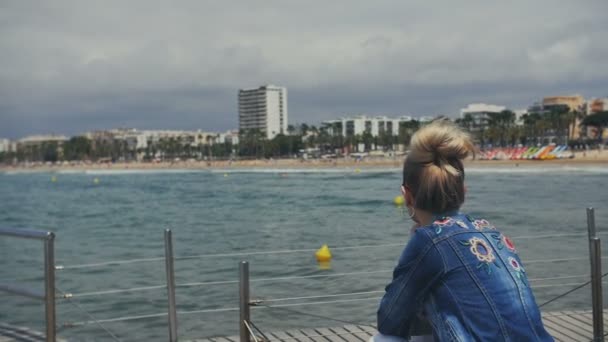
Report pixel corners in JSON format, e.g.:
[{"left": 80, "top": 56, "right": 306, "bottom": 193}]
[
  {"left": 398, "top": 120, "right": 420, "bottom": 146},
  {"left": 521, "top": 112, "right": 543, "bottom": 145},
  {"left": 41, "top": 142, "right": 59, "bottom": 162},
  {"left": 567, "top": 105, "right": 587, "bottom": 141},
  {"left": 582, "top": 111, "right": 608, "bottom": 142},
  {"left": 63, "top": 136, "right": 92, "bottom": 161},
  {"left": 487, "top": 110, "right": 516, "bottom": 146},
  {"left": 361, "top": 131, "right": 374, "bottom": 151},
  {"left": 300, "top": 123, "right": 310, "bottom": 136}
]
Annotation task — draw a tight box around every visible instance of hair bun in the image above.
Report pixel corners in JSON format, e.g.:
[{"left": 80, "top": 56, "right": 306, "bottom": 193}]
[{"left": 408, "top": 120, "right": 474, "bottom": 175}]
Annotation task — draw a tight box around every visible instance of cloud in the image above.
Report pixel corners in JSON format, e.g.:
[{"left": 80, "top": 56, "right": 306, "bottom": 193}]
[{"left": 1, "top": 1, "right": 607, "bottom": 138}]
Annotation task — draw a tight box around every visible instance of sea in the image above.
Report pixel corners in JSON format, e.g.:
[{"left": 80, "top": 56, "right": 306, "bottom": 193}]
[{"left": 1, "top": 166, "right": 607, "bottom": 341}]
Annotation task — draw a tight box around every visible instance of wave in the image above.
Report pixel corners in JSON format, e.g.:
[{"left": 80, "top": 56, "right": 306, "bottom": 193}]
[
  {"left": 210, "top": 168, "right": 401, "bottom": 174},
  {"left": 466, "top": 166, "right": 608, "bottom": 174},
  {"left": 82, "top": 169, "right": 204, "bottom": 175},
  {"left": 1, "top": 170, "right": 48, "bottom": 175}
]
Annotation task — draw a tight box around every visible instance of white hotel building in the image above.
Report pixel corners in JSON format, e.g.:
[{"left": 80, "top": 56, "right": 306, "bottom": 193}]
[
  {"left": 460, "top": 103, "right": 506, "bottom": 133},
  {"left": 0, "top": 139, "right": 11, "bottom": 153},
  {"left": 238, "top": 85, "right": 288, "bottom": 139},
  {"left": 322, "top": 115, "right": 430, "bottom": 137}
]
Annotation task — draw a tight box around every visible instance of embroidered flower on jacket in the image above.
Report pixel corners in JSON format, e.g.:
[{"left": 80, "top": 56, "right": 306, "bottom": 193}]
[
  {"left": 503, "top": 235, "right": 516, "bottom": 252},
  {"left": 490, "top": 233, "right": 504, "bottom": 250},
  {"left": 508, "top": 257, "right": 522, "bottom": 271},
  {"left": 508, "top": 256, "right": 528, "bottom": 286},
  {"left": 459, "top": 237, "right": 500, "bottom": 274},
  {"left": 433, "top": 217, "right": 454, "bottom": 234},
  {"left": 469, "top": 237, "right": 495, "bottom": 263},
  {"left": 472, "top": 219, "right": 495, "bottom": 231},
  {"left": 456, "top": 220, "right": 469, "bottom": 229}
]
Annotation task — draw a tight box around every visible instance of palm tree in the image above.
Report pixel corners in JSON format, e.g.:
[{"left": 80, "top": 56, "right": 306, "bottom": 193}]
[
  {"left": 582, "top": 111, "right": 608, "bottom": 143},
  {"left": 568, "top": 105, "right": 587, "bottom": 142},
  {"left": 487, "top": 110, "right": 516, "bottom": 146}
]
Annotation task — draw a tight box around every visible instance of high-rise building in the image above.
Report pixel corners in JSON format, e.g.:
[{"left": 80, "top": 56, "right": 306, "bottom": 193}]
[
  {"left": 588, "top": 98, "right": 608, "bottom": 114},
  {"left": 541, "top": 95, "right": 586, "bottom": 140},
  {"left": 460, "top": 103, "right": 506, "bottom": 133},
  {"left": 0, "top": 138, "right": 10, "bottom": 153},
  {"left": 238, "top": 85, "right": 288, "bottom": 139}
]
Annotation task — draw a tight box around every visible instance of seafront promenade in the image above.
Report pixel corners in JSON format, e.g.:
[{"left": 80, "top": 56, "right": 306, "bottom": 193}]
[{"left": 1, "top": 150, "right": 608, "bottom": 174}]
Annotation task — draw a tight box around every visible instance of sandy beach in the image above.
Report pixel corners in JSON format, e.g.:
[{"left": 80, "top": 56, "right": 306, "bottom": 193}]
[{"left": 1, "top": 150, "right": 607, "bottom": 173}]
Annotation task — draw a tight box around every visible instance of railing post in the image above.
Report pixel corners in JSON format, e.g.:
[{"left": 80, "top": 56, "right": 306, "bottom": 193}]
[
  {"left": 239, "top": 261, "right": 250, "bottom": 342},
  {"left": 587, "top": 208, "right": 604, "bottom": 342},
  {"left": 44, "top": 232, "right": 56, "bottom": 342},
  {"left": 164, "top": 229, "right": 178, "bottom": 342},
  {"left": 588, "top": 207, "right": 597, "bottom": 238}
]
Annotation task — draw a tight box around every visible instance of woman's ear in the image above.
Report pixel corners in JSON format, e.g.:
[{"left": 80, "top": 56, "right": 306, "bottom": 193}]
[{"left": 402, "top": 185, "right": 415, "bottom": 208}]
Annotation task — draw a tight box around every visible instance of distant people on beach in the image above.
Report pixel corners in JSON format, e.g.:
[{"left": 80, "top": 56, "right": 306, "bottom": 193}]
[{"left": 373, "top": 121, "right": 553, "bottom": 341}]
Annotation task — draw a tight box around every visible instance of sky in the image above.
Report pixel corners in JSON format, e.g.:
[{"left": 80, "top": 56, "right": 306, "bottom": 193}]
[{"left": 1, "top": 1, "right": 607, "bottom": 139}]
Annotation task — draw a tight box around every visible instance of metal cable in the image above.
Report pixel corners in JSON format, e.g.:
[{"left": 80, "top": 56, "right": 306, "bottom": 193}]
[
  {"left": 254, "top": 297, "right": 380, "bottom": 309},
  {"left": 56, "top": 231, "right": 605, "bottom": 270},
  {"left": 535, "top": 281, "right": 607, "bottom": 289},
  {"left": 258, "top": 290, "right": 385, "bottom": 303},
  {"left": 259, "top": 303, "right": 377, "bottom": 329},
  {"left": 67, "top": 306, "right": 239, "bottom": 326},
  {"left": 56, "top": 287, "right": 121, "bottom": 341},
  {"left": 538, "top": 272, "right": 608, "bottom": 308},
  {"left": 177, "top": 307, "right": 239, "bottom": 316},
  {"left": 243, "top": 321, "right": 260, "bottom": 342},
  {"left": 62, "top": 276, "right": 605, "bottom": 327},
  {"left": 249, "top": 270, "right": 392, "bottom": 283},
  {"left": 56, "top": 257, "right": 165, "bottom": 270},
  {"left": 256, "top": 274, "right": 592, "bottom": 304},
  {"left": 62, "top": 271, "right": 592, "bottom": 298},
  {"left": 253, "top": 274, "right": 592, "bottom": 304},
  {"left": 248, "top": 320, "right": 271, "bottom": 342},
  {"left": 528, "top": 274, "right": 589, "bottom": 282},
  {"left": 525, "top": 256, "right": 607, "bottom": 264},
  {"left": 62, "top": 270, "right": 392, "bottom": 298},
  {"left": 62, "top": 285, "right": 166, "bottom": 298}
]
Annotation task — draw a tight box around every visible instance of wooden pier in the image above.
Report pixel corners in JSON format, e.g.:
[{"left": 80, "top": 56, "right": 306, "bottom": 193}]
[
  {"left": 189, "top": 310, "right": 608, "bottom": 342},
  {"left": 0, "top": 310, "right": 605, "bottom": 341}
]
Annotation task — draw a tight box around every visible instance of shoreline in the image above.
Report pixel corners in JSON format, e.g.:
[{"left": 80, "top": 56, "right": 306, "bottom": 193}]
[{"left": 1, "top": 154, "right": 607, "bottom": 173}]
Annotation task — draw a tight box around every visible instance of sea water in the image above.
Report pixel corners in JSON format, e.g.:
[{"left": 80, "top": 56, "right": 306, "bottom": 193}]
[{"left": 0, "top": 166, "right": 607, "bottom": 341}]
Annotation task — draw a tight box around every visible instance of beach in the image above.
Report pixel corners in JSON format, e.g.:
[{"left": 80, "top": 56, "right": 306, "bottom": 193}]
[{"left": 1, "top": 150, "right": 607, "bottom": 173}]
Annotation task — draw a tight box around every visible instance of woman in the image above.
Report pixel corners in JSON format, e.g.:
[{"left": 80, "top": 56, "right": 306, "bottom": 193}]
[{"left": 375, "top": 121, "right": 553, "bottom": 341}]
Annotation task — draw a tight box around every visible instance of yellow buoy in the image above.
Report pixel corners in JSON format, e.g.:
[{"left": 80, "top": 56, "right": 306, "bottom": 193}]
[
  {"left": 315, "top": 244, "right": 332, "bottom": 262},
  {"left": 51, "top": 176, "right": 57, "bottom": 183},
  {"left": 318, "top": 261, "right": 332, "bottom": 270},
  {"left": 224, "top": 173, "right": 228, "bottom": 177},
  {"left": 93, "top": 178, "right": 100, "bottom": 184},
  {"left": 354, "top": 168, "right": 361, "bottom": 173},
  {"left": 393, "top": 195, "right": 405, "bottom": 206}
]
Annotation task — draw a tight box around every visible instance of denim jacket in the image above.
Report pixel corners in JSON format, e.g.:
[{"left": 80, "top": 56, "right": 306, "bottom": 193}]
[{"left": 377, "top": 212, "right": 553, "bottom": 341}]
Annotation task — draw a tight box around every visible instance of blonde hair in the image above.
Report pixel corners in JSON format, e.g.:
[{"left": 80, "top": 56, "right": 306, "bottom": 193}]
[{"left": 403, "top": 120, "right": 474, "bottom": 213}]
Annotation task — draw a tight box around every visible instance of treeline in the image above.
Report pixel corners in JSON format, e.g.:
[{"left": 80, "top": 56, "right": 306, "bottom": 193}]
[
  {"left": 2, "top": 110, "right": 607, "bottom": 163},
  {"left": 457, "top": 108, "right": 608, "bottom": 147}
]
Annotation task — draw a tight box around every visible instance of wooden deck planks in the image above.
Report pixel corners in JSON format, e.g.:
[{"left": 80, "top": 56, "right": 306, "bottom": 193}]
[{"left": 187, "top": 310, "right": 607, "bottom": 342}]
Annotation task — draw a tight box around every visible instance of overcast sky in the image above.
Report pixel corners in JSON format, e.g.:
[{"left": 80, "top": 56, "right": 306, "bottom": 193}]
[{"left": 1, "top": 1, "right": 607, "bottom": 139}]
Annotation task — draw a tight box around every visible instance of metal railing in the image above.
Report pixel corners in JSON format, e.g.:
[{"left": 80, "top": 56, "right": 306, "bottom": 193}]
[
  {"left": 0, "top": 227, "right": 56, "bottom": 342},
  {"left": 6, "top": 209, "right": 603, "bottom": 342},
  {"left": 235, "top": 208, "right": 605, "bottom": 342}
]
